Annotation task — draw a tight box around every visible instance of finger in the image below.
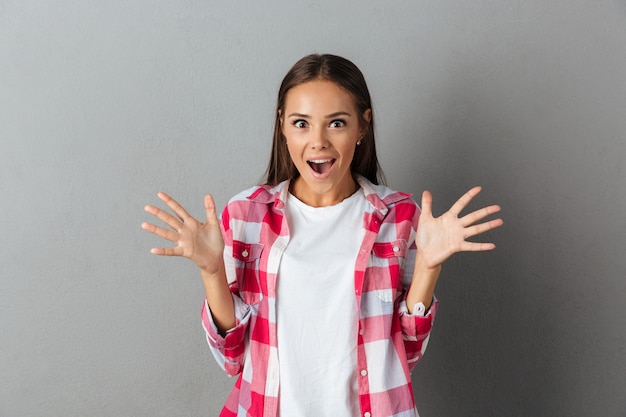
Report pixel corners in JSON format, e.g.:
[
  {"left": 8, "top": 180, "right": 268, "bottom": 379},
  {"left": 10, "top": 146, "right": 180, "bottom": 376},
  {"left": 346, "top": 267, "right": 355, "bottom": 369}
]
[
  {"left": 204, "top": 194, "right": 220, "bottom": 226},
  {"left": 449, "top": 186, "right": 482, "bottom": 216},
  {"left": 157, "top": 191, "right": 192, "bottom": 222},
  {"left": 460, "top": 204, "right": 502, "bottom": 227},
  {"left": 141, "top": 222, "right": 180, "bottom": 242},
  {"left": 144, "top": 204, "right": 183, "bottom": 231},
  {"left": 463, "top": 218, "right": 504, "bottom": 238},
  {"left": 420, "top": 190, "right": 433, "bottom": 218},
  {"left": 150, "top": 246, "right": 184, "bottom": 256},
  {"left": 460, "top": 241, "right": 497, "bottom": 252}
]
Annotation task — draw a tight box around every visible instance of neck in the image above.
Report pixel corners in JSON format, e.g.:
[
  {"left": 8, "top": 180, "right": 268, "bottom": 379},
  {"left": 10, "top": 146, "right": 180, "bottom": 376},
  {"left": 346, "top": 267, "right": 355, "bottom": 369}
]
[{"left": 290, "top": 176, "right": 359, "bottom": 207}]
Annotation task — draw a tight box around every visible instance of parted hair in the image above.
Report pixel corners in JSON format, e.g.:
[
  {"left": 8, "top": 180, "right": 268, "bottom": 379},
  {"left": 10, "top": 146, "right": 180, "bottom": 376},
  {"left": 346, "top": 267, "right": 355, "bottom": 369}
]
[{"left": 263, "top": 54, "right": 384, "bottom": 185}]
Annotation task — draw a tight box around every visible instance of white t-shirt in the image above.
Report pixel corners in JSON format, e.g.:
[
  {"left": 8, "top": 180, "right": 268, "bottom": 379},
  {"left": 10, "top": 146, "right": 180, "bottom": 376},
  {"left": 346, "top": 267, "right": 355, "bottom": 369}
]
[{"left": 277, "top": 189, "right": 368, "bottom": 416}]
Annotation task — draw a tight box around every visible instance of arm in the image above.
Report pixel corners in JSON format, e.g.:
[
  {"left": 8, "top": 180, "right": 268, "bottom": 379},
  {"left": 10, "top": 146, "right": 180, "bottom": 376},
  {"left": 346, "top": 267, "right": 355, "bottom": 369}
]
[
  {"left": 142, "top": 192, "right": 236, "bottom": 332},
  {"left": 399, "top": 187, "right": 502, "bottom": 368},
  {"left": 406, "top": 186, "right": 503, "bottom": 313},
  {"left": 200, "top": 254, "right": 236, "bottom": 333}
]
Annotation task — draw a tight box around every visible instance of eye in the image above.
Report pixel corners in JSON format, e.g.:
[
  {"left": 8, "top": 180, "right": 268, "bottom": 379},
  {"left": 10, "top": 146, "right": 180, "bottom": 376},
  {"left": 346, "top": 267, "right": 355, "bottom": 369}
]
[
  {"left": 292, "top": 119, "right": 308, "bottom": 128},
  {"left": 329, "top": 119, "right": 346, "bottom": 128}
]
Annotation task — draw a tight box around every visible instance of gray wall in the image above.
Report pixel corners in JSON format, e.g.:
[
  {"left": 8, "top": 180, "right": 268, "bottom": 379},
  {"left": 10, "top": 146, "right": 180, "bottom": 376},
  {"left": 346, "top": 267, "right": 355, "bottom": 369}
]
[{"left": 1, "top": 1, "right": 625, "bottom": 416}]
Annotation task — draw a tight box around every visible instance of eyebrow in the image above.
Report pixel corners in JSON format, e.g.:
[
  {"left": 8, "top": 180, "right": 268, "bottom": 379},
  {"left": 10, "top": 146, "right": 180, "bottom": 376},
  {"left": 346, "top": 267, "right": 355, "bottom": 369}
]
[{"left": 287, "top": 111, "right": 352, "bottom": 119}]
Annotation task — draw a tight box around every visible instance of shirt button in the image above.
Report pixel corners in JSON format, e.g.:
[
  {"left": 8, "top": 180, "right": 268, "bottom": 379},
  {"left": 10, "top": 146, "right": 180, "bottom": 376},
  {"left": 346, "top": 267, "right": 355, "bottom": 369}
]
[
  {"left": 360, "top": 369, "right": 368, "bottom": 377},
  {"left": 241, "top": 250, "right": 249, "bottom": 258},
  {"left": 364, "top": 412, "right": 371, "bottom": 417},
  {"left": 393, "top": 246, "right": 400, "bottom": 253}
]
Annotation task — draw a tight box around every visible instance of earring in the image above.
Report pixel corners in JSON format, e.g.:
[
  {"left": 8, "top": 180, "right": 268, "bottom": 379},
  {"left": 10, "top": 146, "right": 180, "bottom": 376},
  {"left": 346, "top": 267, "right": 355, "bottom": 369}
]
[{"left": 357, "top": 136, "right": 364, "bottom": 146}]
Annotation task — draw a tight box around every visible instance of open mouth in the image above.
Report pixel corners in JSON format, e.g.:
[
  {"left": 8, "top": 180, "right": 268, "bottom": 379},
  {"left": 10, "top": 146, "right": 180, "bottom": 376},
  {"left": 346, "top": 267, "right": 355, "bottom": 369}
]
[{"left": 307, "top": 159, "right": 335, "bottom": 175}]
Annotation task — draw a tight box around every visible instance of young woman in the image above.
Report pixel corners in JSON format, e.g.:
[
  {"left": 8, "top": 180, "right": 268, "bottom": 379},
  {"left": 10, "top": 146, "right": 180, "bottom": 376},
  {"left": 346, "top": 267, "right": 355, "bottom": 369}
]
[{"left": 142, "top": 54, "right": 503, "bottom": 417}]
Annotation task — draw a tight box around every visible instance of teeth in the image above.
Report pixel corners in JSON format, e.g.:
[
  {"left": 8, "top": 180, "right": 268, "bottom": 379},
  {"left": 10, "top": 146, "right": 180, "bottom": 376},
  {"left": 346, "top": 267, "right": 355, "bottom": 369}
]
[{"left": 309, "top": 159, "right": 332, "bottom": 164}]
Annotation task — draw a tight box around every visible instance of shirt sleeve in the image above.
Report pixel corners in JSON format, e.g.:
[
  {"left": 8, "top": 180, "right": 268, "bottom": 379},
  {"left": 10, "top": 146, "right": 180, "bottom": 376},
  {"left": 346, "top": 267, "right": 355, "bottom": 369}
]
[
  {"left": 200, "top": 295, "right": 251, "bottom": 376},
  {"left": 398, "top": 296, "right": 439, "bottom": 370},
  {"left": 198, "top": 202, "right": 253, "bottom": 376},
  {"left": 396, "top": 199, "right": 438, "bottom": 370}
]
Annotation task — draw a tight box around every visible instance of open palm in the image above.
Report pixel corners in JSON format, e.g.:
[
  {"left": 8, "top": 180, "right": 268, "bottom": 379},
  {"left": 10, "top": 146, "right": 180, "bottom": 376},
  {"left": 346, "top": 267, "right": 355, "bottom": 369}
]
[
  {"left": 142, "top": 192, "right": 225, "bottom": 273},
  {"left": 416, "top": 186, "right": 503, "bottom": 269}
]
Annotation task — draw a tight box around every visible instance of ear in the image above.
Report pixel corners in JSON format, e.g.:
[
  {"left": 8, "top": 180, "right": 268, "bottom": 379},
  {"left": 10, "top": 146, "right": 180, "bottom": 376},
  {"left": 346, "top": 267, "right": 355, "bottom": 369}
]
[
  {"left": 363, "top": 108, "right": 372, "bottom": 124},
  {"left": 360, "top": 108, "right": 372, "bottom": 135},
  {"left": 278, "top": 109, "right": 286, "bottom": 134}
]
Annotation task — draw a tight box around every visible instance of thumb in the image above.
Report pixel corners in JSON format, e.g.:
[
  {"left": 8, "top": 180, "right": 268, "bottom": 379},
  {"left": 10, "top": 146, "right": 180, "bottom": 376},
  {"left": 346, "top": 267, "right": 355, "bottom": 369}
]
[
  {"left": 421, "top": 190, "right": 433, "bottom": 218},
  {"left": 204, "top": 194, "right": 219, "bottom": 225}
]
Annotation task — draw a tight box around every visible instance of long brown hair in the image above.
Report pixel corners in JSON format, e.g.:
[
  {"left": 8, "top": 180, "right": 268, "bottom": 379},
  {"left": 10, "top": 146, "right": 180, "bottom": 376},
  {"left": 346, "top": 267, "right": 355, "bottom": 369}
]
[{"left": 263, "top": 54, "right": 384, "bottom": 185}]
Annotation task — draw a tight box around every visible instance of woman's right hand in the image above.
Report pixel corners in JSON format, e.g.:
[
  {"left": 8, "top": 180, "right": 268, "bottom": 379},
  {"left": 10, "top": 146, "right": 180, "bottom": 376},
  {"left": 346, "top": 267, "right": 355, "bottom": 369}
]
[{"left": 142, "top": 192, "right": 225, "bottom": 274}]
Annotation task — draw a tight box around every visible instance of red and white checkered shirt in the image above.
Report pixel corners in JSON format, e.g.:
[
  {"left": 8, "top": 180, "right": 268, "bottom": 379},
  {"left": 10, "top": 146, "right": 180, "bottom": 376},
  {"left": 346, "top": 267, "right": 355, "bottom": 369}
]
[{"left": 201, "top": 176, "right": 438, "bottom": 417}]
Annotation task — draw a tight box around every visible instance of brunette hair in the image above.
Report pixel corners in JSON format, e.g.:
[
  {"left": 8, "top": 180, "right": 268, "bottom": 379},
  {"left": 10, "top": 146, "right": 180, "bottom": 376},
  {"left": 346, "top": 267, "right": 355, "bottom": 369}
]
[{"left": 263, "top": 54, "right": 384, "bottom": 185}]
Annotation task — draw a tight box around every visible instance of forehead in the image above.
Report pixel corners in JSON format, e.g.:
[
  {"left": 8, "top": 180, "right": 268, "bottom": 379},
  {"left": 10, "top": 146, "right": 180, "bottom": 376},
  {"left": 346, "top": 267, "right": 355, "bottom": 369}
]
[{"left": 284, "top": 80, "right": 357, "bottom": 113}]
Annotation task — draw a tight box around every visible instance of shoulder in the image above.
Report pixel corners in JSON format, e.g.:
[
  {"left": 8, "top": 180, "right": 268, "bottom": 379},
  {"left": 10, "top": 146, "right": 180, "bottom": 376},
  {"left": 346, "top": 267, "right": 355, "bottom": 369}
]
[
  {"left": 222, "top": 181, "right": 289, "bottom": 221},
  {"left": 356, "top": 175, "right": 419, "bottom": 210},
  {"left": 227, "top": 181, "right": 288, "bottom": 205},
  {"left": 227, "top": 184, "right": 267, "bottom": 204}
]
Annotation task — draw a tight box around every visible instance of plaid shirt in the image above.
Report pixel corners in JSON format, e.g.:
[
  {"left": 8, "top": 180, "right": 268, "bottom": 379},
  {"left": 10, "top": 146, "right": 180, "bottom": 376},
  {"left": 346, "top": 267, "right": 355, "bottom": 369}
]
[{"left": 201, "top": 176, "right": 438, "bottom": 417}]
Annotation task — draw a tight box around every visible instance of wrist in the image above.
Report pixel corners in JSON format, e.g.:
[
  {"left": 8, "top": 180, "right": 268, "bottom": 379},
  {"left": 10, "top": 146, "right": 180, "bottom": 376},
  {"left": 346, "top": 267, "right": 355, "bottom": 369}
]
[
  {"left": 410, "top": 263, "right": 441, "bottom": 289},
  {"left": 414, "top": 255, "right": 442, "bottom": 275},
  {"left": 200, "top": 262, "right": 225, "bottom": 281},
  {"left": 406, "top": 257, "right": 441, "bottom": 312}
]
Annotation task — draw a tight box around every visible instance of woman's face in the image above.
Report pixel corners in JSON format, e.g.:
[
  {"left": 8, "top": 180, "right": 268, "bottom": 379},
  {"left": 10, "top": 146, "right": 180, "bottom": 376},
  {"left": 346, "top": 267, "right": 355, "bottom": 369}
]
[{"left": 281, "top": 79, "right": 371, "bottom": 207}]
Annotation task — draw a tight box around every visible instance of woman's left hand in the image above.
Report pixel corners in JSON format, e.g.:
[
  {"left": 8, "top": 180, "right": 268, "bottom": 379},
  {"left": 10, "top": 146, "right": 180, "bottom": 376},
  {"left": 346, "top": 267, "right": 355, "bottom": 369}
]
[{"left": 415, "top": 186, "right": 503, "bottom": 269}]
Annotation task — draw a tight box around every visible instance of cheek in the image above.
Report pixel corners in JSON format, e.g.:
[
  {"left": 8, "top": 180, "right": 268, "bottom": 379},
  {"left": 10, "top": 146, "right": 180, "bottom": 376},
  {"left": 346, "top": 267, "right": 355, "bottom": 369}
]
[
  {"left": 341, "top": 143, "right": 357, "bottom": 164},
  {"left": 285, "top": 141, "right": 302, "bottom": 166}
]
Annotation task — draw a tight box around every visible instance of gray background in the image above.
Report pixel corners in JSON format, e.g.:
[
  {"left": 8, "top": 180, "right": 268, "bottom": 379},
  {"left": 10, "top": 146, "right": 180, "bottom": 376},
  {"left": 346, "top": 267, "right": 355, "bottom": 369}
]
[{"left": 1, "top": 1, "right": 625, "bottom": 416}]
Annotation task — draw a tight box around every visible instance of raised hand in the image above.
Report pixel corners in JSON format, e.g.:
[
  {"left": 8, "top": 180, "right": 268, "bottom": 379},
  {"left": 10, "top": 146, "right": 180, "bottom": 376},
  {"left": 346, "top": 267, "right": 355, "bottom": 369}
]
[
  {"left": 416, "top": 186, "right": 503, "bottom": 269},
  {"left": 142, "top": 192, "right": 225, "bottom": 274}
]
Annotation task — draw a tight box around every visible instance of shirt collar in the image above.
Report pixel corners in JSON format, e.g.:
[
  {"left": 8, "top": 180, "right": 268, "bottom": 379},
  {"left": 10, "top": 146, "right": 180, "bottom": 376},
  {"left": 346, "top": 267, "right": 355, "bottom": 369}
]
[{"left": 246, "top": 175, "right": 411, "bottom": 215}]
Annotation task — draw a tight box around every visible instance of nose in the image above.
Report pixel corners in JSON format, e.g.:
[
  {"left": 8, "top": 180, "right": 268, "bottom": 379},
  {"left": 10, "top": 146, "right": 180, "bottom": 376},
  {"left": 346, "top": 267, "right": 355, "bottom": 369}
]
[{"left": 310, "top": 127, "right": 329, "bottom": 149}]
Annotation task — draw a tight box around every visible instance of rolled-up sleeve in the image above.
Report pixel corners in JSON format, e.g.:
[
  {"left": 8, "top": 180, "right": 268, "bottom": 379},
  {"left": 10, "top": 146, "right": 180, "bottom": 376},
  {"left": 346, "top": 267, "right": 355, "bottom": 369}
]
[
  {"left": 398, "top": 296, "right": 438, "bottom": 370},
  {"left": 201, "top": 295, "right": 252, "bottom": 376}
]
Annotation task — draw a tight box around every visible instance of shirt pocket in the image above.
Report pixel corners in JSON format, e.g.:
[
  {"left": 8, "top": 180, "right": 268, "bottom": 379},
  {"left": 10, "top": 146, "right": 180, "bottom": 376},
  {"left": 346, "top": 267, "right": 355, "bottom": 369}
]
[
  {"left": 231, "top": 240, "right": 264, "bottom": 305},
  {"left": 370, "top": 239, "right": 408, "bottom": 302}
]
